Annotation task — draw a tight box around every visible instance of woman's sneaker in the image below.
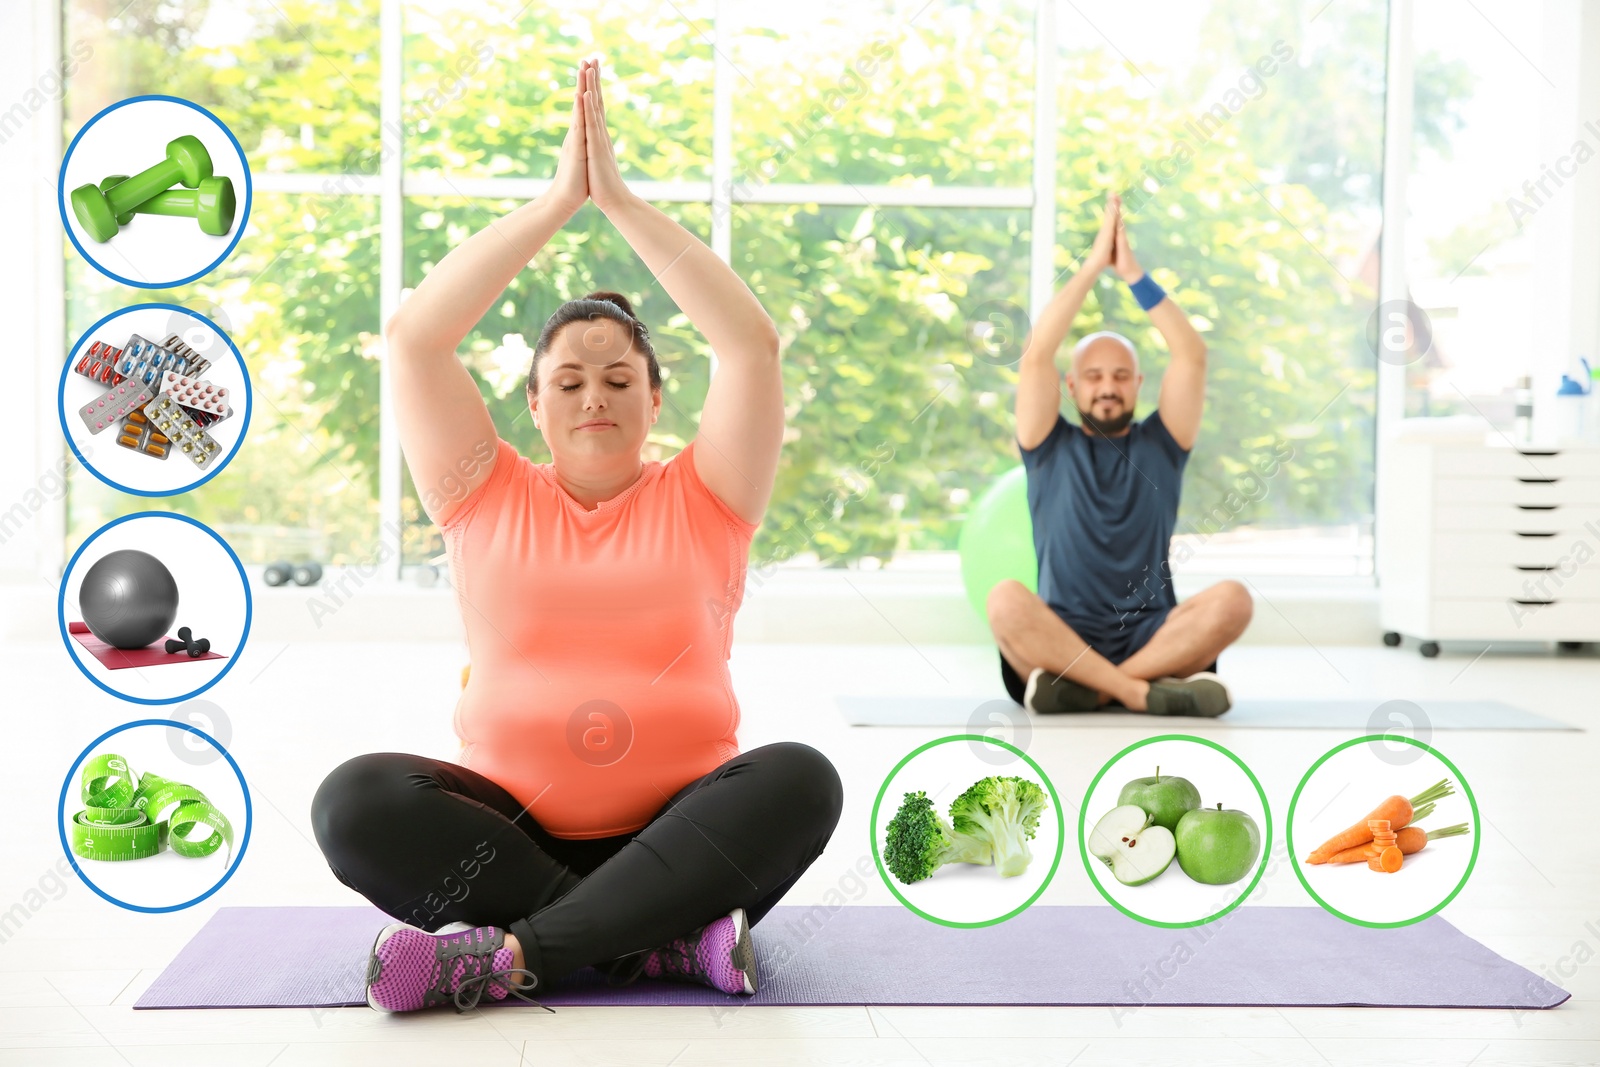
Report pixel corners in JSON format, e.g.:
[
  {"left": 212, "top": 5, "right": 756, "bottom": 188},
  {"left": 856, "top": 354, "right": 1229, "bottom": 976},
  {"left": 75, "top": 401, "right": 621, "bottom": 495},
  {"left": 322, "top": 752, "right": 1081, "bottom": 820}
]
[
  {"left": 635, "top": 907, "right": 758, "bottom": 995},
  {"left": 1023, "top": 668, "right": 1099, "bottom": 713},
  {"left": 1145, "top": 672, "right": 1233, "bottom": 717},
  {"left": 366, "top": 921, "right": 545, "bottom": 1012}
]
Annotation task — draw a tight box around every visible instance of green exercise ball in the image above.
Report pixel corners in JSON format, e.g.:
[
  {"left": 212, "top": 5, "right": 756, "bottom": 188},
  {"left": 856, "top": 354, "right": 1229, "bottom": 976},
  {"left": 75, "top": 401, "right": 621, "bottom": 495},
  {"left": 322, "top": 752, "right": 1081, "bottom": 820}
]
[{"left": 958, "top": 466, "right": 1037, "bottom": 619}]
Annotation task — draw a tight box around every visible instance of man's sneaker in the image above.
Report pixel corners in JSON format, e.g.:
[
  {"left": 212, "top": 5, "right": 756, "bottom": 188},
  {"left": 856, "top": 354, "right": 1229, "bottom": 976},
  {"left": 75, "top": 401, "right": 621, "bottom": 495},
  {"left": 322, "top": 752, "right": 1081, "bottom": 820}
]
[
  {"left": 366, "top": 921, "right": 545, "bottom": 1013},
  {"left": 628, "top": 907, "right": 758, "bottom": 995},
  {"left": 1023, "top": 667, "right": 1100, "bottom": 714},
  {"left": 1145, "top": 672, "right": 1233, "bottom": 717}
]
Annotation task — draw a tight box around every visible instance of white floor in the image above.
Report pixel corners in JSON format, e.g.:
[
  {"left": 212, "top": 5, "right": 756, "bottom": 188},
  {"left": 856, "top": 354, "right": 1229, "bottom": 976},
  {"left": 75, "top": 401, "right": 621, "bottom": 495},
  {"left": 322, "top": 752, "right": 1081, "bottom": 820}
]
[{"left": 1, "top": 637, "right": 1596, "bottom": 1066}]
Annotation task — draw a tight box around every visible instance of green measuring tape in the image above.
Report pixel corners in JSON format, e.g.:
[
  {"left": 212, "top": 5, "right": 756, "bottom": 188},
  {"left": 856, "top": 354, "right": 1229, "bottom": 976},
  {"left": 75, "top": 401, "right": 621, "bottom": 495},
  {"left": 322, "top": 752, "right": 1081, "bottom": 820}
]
[{"left": 67, "top": 753, "right": 233, "bottom": 864}]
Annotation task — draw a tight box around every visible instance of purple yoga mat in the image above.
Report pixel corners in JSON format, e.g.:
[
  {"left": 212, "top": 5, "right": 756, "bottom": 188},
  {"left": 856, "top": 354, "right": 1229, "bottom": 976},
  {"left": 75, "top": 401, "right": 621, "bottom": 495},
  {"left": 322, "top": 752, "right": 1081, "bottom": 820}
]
[{"left": 134, "top": 905, "right": 1568, "bottom": 1011}]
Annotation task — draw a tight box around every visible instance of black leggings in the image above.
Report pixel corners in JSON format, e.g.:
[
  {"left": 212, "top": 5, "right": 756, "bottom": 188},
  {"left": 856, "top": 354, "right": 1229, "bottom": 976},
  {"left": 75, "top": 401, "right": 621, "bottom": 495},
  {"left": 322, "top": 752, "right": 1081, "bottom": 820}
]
[{"left": 309, "top": 741, "right": 843, "bottom": 988}]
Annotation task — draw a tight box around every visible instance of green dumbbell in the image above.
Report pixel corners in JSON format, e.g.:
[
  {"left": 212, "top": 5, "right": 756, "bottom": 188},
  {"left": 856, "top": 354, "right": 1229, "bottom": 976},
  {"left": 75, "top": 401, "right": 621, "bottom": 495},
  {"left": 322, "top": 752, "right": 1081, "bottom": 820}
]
[
  {"left": 69, "top": 134, "right": 213, "bottom": 243},
  {"left": 131, "top": 176, "right": 237, "bottom": 237}
]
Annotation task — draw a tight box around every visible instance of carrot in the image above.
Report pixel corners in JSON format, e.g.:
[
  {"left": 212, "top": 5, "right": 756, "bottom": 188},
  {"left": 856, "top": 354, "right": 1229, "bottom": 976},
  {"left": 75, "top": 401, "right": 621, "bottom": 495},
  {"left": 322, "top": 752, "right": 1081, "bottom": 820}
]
[
  {"left": 1399, "top": 821, "right": 1469, "bottom": 853},
  {"left": 1305, "top": 779, "right": 1454, "bottom": 864},
  {"left": 1319, "top": 822, "right": 1472, "bottom": 865}
]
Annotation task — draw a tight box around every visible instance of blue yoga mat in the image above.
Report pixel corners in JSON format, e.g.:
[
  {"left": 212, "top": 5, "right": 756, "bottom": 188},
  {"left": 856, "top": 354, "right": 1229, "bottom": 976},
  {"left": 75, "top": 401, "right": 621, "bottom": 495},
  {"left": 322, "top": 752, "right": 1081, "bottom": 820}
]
[
  {"left": 134, "top": 904, "right": 1568, "bottom": 1010},
  {"left": 836, "top": 696, "right": 1577, "bottom": 730}
]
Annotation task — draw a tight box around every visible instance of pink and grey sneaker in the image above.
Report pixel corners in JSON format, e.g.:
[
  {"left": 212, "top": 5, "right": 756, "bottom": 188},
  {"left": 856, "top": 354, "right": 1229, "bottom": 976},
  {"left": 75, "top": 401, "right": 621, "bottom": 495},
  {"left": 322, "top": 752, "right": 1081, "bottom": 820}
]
[
  {"left": 640, "top": 907, "right": 758, "bottom": 995},
  {"left": 365, "top": 921, "right": 546, "bottom": 1013}
]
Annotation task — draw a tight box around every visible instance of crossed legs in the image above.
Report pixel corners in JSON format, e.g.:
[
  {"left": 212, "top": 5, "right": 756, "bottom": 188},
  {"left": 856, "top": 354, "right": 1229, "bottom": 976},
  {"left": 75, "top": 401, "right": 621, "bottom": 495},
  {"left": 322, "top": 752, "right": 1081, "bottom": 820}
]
[
  {"left": 310, "top": 741, "right": 843, "bottom": 989},
  {"left": 986, "top": 579, "right": 1253, "bottom": 710}
]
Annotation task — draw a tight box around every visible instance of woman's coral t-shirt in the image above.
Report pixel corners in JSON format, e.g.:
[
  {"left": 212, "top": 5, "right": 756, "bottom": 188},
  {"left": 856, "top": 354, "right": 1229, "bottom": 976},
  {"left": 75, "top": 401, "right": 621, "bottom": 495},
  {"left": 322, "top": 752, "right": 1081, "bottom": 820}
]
[{"left": 439, "top": 437, "right": 758, "bottom": 839}]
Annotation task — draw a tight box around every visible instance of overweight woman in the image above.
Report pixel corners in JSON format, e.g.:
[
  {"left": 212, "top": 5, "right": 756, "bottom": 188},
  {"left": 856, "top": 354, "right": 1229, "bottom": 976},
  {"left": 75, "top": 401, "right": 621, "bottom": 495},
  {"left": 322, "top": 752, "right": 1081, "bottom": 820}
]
[{"left": 310, "top": 58, "right": 843, "bottom": 1013}]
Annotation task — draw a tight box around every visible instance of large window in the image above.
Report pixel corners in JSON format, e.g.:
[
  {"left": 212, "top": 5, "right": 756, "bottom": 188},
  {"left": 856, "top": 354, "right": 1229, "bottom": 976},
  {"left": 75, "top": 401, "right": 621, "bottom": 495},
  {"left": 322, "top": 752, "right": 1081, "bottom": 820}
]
[
  {"left": 62, "top": 0, "right": 1457, "bottom": 579},
  {"left": 1403, "top": 0, "right": 1547, "bottom": 428}
]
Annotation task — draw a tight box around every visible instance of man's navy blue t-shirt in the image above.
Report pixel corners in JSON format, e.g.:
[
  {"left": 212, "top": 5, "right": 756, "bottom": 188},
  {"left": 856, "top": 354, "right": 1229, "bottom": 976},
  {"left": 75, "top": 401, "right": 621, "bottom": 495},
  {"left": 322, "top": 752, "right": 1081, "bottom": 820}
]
[{"left": 1018, "top": 410, "right": 1189, "bottom": 625}]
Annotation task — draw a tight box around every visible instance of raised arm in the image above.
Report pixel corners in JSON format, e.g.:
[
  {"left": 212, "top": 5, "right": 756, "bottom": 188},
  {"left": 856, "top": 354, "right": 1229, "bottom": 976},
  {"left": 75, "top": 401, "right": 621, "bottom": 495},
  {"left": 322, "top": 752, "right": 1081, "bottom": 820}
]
[
  {"left": 383, "top": 77, "right": 591, "bottom": 525},
  {"left": 1015, "top": 194, "right": 1119, "bottom": 450},
  {"left": 1113, "top": 213, "right": 1207, "bottom": 451},
  {"left": 581, "top": 59, "right": 782, "bottom": 526}
]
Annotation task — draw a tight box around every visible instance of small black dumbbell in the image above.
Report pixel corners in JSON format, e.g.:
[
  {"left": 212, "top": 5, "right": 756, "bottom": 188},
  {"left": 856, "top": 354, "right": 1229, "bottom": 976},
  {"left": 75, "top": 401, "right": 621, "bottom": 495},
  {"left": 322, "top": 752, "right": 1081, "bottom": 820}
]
[
  {"left": 164, "top": 626, "right": 211, "bottom": 658},
  {"left": 263, "top": 560, "right": 293, "bottom": 586},
  {"left": 292, "top": 561, "right": 323, "bottom": 586}
]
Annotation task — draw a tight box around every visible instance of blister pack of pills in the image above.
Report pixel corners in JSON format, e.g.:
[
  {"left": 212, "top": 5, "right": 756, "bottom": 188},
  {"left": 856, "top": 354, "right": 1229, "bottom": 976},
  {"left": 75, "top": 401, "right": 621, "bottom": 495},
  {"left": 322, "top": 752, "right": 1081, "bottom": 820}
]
[
  {"left": 79, "top": 379, "right": 155, "bottom": 435},
  {"left": 158, "top": 370, "right": 233, "bottom": 424},
  {"left": 144, "top": 393, "right": 222, "bottom": 470},
  {"left": 115, "top": 334, "right": 186, "bottom": 389},
  {"left": 116, "top": 408, "right": 171, "bottom": 460},
  {"left": 73, "top": 340, "right": 127, "bottom": 386},
  {"left": 160, "top": 334, "right": 212, "bottom": 379}
]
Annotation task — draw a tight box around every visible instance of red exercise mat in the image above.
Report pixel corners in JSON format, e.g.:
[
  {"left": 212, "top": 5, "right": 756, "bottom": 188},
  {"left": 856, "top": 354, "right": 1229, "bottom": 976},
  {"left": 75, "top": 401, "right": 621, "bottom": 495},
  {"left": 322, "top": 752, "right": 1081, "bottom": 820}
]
[{"left": 68, "top": 620, "right": 226, "bottom": 670}]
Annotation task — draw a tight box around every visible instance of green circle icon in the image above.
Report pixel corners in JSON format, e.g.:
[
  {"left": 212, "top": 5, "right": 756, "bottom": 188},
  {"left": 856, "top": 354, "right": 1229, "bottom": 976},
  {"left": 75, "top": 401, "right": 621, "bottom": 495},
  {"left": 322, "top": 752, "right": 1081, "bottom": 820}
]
[
  {"left": 869, "top": 734, "right": 1065, "bottom": 928},
  {"left": 1077, "top": 733, "right": 1272, "bottom": 929},
  {"left": 1286, "top": 735, "right": 1480, "bottom": 928}
]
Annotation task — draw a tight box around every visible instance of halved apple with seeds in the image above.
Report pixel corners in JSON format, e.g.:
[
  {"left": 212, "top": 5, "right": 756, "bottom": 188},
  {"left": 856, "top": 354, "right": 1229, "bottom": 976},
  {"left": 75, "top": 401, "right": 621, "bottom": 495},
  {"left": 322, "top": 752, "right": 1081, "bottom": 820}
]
[{"left": 1088, "top": 804, "right": 1177, "bottom": 886}]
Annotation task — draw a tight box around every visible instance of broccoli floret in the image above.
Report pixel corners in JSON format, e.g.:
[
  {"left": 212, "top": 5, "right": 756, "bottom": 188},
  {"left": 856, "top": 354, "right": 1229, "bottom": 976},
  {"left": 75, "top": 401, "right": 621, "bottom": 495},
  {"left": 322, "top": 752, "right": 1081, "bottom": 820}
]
[
  {"left": 949, "top": 776, "right": 1048, "bottom": 878},
  {"left": 883, "top": 790, "right": 993, "bottom": 884}
]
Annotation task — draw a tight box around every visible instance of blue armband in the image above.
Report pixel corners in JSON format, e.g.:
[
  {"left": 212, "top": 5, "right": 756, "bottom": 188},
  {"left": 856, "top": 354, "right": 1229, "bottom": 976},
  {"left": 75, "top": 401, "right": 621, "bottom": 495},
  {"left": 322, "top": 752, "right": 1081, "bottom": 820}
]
[{"left": 1128, "top": 273, "right": 1165, "bottom": 311}]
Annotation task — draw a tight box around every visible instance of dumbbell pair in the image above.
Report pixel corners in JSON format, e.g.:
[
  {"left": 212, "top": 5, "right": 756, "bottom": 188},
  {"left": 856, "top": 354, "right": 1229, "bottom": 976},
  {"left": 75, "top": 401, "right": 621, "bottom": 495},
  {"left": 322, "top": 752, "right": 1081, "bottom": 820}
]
[
  {"left": 164, "top": 626, "right": 211, "bottom": 659},
  {"left": 263, "top": 560, "right": 323, "bottom": 587},
  {"left": 69, "top": 135, "right": 237, "bottom": 244}
]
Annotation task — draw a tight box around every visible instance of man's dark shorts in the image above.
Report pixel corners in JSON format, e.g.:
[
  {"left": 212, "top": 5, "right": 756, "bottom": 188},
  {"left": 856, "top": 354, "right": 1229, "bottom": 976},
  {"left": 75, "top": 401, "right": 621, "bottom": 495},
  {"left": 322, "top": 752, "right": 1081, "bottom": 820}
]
[{"left": 998, "top": 606, "right": 1216, "bottom": 705}]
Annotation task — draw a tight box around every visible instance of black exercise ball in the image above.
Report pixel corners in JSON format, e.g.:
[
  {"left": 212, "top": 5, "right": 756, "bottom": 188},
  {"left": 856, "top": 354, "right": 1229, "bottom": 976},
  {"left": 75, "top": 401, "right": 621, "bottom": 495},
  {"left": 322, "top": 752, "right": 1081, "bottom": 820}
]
[{"left": 78, "top": 549, "right": 180, "bottom": 649}]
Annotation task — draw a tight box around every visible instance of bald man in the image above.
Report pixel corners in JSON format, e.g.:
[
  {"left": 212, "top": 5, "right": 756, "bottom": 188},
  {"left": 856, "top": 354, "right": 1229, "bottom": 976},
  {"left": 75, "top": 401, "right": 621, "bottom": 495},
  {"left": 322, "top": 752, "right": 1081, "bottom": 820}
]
[{"left": 986, "top": 193, "right": 1252, "bottom": 716}]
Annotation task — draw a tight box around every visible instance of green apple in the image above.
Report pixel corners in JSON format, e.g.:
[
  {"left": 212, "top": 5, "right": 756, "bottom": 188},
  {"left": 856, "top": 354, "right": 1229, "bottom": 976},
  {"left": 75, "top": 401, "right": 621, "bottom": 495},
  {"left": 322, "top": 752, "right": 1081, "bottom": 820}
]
[
  {"left": 1116, "top": 766, "right": 1201, "bottom": 832},
  {"left": 1088, "top": 804, "right": 1176, "bottom": 886},
  {"left": 1175, "top": 802, "right": 1261, "bottom": 885}
]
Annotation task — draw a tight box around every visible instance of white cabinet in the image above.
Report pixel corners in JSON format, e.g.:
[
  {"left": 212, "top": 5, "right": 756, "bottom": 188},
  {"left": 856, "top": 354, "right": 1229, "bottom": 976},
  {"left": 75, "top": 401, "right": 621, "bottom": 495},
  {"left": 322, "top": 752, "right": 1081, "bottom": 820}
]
[{"left": 1378, "top": 440, "right": 1600, "bottom": 655}]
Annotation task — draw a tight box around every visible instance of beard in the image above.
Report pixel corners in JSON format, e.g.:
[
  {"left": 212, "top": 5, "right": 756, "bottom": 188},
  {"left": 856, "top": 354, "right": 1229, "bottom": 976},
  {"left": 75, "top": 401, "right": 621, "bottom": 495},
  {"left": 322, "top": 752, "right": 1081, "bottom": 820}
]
[{"left": 1077, "top": 400, "right": 1134, "bottom": 437}]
